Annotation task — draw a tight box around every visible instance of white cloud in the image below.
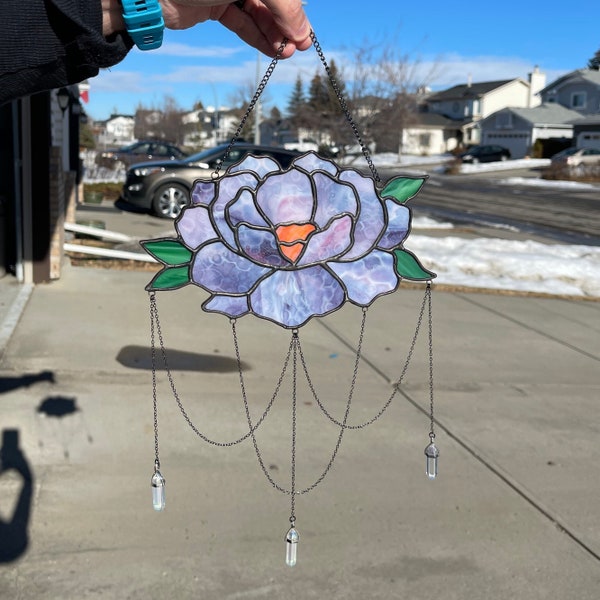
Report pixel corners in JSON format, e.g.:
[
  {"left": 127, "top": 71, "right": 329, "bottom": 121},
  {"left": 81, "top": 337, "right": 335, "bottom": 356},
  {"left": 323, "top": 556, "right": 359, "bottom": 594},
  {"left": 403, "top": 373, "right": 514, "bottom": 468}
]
[
  {"left": 90, "top": 70, "right": 147, "bottom": 93},
  {"left": 415, "top": 53, "right": 568, "bottom": 89}
]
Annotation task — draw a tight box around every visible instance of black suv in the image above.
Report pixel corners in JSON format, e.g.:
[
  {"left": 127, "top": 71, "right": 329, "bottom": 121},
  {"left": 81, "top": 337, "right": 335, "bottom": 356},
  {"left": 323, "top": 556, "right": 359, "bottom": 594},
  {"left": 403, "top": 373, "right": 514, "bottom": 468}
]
[
  {"left": 458, "top": 145, "right": 511, "bottom": 164},
  {"left": 121, "top": 143, "right": 302, "bottom": 219}
]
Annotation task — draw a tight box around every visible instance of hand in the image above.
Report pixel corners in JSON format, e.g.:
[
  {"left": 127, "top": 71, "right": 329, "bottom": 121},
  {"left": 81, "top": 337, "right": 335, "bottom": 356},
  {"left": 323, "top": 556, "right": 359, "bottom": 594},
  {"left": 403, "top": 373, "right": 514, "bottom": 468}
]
[
  {"left": 163, "top": 1, "right": 312, "bottom": 58},
  {"left": 103, "top": 0, "right": 312, "bottom": 59}
]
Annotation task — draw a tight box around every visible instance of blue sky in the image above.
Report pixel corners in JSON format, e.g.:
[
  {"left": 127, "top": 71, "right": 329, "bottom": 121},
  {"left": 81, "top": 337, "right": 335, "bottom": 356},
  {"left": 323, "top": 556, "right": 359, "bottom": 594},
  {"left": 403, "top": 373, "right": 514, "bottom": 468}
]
[{"left": 85, "top": 1, "right": 599, "bottom": 121}]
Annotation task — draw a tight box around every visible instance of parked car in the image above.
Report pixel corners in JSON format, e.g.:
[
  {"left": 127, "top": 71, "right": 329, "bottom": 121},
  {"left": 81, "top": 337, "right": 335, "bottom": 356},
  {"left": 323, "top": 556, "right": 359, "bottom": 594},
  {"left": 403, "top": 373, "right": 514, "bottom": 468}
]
[
  {"left": 550, "top": 147, "right": 600, "bottom": 168},
  {"left": 121, "top": 143, "right": 302, "bottom": 219},
  {"left": 458, "top": 145, "right": 511, "bottom": 164},
  {"left": 97, "top": 141, "right": 187, "bottom": 169}
]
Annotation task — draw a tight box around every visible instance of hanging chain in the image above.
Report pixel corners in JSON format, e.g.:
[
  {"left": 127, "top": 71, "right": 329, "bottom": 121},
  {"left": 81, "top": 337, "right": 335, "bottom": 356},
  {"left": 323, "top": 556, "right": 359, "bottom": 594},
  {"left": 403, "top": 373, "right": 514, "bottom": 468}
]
[
  {"left": 150, "top": 293, "right": 291, "bottom": 447},
  {"left": 211, "top": 39, "right": 288, "bottom": 179},
  {"left": 426, "top": 282, "right": 436, "bottom": 440},
  {"left": 212, "top": 31, "right": 380, "bottom": 185},
  {"left": 237, "top": 313, "right": 365, "bottom": 497},
  {"left": 310, "top": 31, "right": 381, "bottom": 185},
  {"left": 290, "top": 331, "right": 298, "bottom": 524},
  {"left": 150, "top": 293, "right": 160, "bottom": 467},
  {"left": 298, "top": 285, "right": 430, "bottom": 430}
]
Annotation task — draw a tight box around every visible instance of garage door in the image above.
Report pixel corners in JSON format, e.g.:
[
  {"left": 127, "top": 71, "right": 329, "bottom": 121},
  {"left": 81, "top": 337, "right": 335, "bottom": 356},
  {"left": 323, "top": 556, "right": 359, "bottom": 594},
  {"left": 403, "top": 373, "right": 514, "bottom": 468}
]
[{"left": 482, "top": 132, "right": 530, "bottom": 159}]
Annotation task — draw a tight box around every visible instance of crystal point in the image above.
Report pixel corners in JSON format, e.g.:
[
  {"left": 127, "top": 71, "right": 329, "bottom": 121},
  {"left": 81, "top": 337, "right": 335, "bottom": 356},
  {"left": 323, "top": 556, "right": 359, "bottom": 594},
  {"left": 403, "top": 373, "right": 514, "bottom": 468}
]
[
  {"left": 151, "top": 469, "right": 166, "bottom": 511},
  {"left": 285, "top": 527, "right": 299, "bottom": 567},
  {"left": 424, "top": 442, "right": 439, "bottom": 479}
]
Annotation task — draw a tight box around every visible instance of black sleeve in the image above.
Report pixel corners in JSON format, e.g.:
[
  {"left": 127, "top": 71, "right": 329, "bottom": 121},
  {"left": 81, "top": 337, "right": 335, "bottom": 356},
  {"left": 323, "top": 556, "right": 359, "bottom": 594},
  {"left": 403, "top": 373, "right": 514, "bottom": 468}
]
[{"left": 0, "top": 0, "right": 134, "bottom": 105}]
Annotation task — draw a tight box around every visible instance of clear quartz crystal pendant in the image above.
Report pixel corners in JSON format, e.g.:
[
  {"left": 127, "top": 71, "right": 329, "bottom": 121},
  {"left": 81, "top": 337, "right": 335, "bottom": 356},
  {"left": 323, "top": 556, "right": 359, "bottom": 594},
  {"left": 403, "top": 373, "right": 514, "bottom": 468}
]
[
  {"left": 285, "top": 526, "right": 299, "bottom": 567},
  {"left": 424, "top": 440, "right": 439, "bottom": 479},
  {"left": 151, "top": 463, "right": 166, "bottom": 511}
]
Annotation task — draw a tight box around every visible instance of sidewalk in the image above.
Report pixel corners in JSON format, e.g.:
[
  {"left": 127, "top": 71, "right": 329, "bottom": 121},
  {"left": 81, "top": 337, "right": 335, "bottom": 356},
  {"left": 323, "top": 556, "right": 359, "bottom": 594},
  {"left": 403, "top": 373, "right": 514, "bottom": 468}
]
[{"left": 0, "top": 225, "right": 599, "bottom": 598}]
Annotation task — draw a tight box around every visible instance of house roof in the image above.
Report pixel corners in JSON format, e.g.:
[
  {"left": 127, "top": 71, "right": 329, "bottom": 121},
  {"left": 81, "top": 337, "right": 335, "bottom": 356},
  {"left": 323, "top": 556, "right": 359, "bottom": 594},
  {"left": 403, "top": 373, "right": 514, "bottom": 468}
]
[
  {"left": 414, "top": 112, "right": 460, "bottom": 128},
  {"left": 571, "top": 115, "right": 600, "bottom": 126},
  {"left": 539, "top": 68, "right": 600, "bottom": 94},
  {"left": 501, "top": 103, "right": 583, "bottom": 125},
  {"left": 427, "top": 79, "right": 521, "bottom": 101}
]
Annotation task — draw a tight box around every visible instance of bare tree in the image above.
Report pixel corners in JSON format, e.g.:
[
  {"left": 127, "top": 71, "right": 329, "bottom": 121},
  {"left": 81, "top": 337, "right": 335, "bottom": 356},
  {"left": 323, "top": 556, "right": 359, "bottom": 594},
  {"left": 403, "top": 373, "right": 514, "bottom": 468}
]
[
  {"left": 134, "top": 95, "right": 187, "bottom": 145},
  {"left": 347, "top": 36, "right": 440, "bottom": 158}
]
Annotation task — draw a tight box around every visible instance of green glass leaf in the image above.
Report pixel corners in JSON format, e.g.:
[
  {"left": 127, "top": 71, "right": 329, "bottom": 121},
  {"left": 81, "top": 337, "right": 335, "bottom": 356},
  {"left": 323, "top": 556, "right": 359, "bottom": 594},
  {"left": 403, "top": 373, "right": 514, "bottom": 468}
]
[
  {"left": 147, "top": 266, "right": 190, "bottom": 291},
  {"left": 393, "top": 249, "right": 436, "bottom": 281},
  {"left": 141, "top": 239, "right": 192, "bottom": 266},
  {"left": 381, "top": 177, "right": 426, "bottom": 204}
]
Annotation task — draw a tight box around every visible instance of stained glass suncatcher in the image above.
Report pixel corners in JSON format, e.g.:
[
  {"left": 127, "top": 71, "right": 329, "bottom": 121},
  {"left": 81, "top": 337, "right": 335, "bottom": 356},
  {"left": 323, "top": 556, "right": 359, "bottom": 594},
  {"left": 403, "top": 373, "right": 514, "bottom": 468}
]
[
  {"left": 141, "top": 29, "right": 440, "bottom": 569},
  {"left": 141, "top": 152, "right": 434, "bottom": 329}
]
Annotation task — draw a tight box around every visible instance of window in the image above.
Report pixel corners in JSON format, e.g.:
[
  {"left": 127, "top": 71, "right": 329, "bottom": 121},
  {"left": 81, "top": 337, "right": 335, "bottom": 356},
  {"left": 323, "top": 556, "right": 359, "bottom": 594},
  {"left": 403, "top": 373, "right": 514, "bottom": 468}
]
[
  {"left": 495, "top": 113, "right": 513, "bottom": 129},
  {"left": 571, "top": 92, "right": 586, "bottom": 109}
]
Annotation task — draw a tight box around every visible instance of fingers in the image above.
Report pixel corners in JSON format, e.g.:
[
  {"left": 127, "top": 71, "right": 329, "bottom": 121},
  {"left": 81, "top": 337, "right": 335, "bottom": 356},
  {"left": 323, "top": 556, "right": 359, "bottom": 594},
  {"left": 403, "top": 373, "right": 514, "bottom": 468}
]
[
  {"left": 249, "top": 0, "right": 311, "bottom": 48},
  {"left": 222, "top": 0, "right": 311, "bottom": 58}
]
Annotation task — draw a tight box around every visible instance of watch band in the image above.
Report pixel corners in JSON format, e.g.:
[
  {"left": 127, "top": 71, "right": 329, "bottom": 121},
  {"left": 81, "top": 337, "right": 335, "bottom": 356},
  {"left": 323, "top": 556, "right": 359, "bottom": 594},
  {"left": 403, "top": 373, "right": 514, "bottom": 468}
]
[{"left": 120, "top": 0, "right": 165, "bottom": 51}]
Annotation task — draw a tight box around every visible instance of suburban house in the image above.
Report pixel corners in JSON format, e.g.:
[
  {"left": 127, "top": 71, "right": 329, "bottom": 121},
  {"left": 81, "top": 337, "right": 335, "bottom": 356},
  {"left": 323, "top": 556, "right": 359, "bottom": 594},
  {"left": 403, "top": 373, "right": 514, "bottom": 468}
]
[
  {"left": 401, "top": 67, "right": 547, "bottom": 155},
  {"left": 401, "top": 112, "right": 462, "bottom": 156},
  {"left": 478, "top": 69, "right": 600, "bottom": 157},
  {"left": 478, "top": 103, "right": 583, "bottom": 158},
  {"left": 539, "top": 69, "right": 600, "bottom": 114},
  {"left": 94, "top": 114, "right": 136, "bottom": 149}
]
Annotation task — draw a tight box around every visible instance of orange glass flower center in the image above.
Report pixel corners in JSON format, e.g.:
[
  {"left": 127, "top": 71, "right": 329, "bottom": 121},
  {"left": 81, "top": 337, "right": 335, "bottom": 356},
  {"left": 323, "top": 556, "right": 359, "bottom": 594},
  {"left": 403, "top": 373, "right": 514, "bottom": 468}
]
[{"left": 275, "top": 223, "right": 316, "bottom": 263}]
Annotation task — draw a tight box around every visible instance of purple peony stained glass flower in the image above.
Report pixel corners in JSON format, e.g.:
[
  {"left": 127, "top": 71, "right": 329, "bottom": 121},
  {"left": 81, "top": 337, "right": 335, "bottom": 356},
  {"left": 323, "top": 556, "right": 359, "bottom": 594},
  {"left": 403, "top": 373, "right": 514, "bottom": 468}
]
[{"left": 141, "top": 152, "right": 434, "bottom": 329}]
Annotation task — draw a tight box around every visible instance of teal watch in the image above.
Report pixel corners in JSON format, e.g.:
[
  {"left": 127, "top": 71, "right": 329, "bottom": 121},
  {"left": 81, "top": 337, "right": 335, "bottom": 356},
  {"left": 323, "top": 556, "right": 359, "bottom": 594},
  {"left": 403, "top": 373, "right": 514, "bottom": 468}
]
[{"left": 120, "top": 0, "right": 165, "bottom": 51}]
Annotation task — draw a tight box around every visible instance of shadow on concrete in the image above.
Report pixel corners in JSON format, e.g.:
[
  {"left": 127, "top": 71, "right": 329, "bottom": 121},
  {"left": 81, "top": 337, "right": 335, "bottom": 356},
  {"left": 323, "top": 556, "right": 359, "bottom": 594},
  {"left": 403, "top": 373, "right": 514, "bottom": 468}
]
[
  {"left": 0, "top": 429, "right": 33, "bottom": 563},
  {"left": 0, "top": 371, "right": 55, "bottom": 395},
  {"left": 116, "top": 345, "right": 249, "bottom": 372},
  {"left": 37, "top": 396, "right": 79, "bottom": 418}
]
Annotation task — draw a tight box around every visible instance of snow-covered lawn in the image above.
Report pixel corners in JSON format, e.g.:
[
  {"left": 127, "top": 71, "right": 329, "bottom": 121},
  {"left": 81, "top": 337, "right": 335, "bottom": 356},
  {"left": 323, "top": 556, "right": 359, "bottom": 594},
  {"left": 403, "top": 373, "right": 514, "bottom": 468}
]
[{"left": 410, "top": 216, "right": 600, "bottom": 297}]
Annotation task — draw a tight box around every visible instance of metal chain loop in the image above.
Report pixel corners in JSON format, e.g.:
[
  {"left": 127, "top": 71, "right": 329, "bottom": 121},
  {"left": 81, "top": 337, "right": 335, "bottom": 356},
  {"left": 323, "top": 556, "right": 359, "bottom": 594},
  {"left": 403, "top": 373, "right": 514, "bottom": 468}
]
[
  {"left": 211, "top": 31, "right": 380, "bottom": 185},
  {"left": 149, "top": 294, "right": 290, "bottom": 447},
  {"left": 211, "top": 39, "right": 288, "bottom": 179},
  {"left": 310, "top": 31, "right": 381, "bottom": 185},
  {"left": 298, "top": 286, "right": 430, "bottom": 429},
  {"left": 237, "top": 319, "right": 363, "bottom": 497}
]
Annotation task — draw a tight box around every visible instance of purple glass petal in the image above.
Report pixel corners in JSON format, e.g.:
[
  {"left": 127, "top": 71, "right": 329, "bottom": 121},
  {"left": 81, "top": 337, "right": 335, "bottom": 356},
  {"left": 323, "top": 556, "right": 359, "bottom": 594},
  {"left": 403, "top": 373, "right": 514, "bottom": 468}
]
[
  {"left": 378, "top": 200, "right": 410, "bottom": 249},
  {"left": 191, "top": 180, "right": 216, "bottom": 206},
  {"left": 228, "top": 190, "right": 268, "bottom": 228},
  {"left": 229, "top": 155, "right": 280, "bottom": 178},
  {"left": 237, "top": 224, "right": 288, "bottom": 267},
  {"left": 329, "top": 251, "right": 398, "bottom": 305},
  {"left": 192, "top": 242, "right": 270, "bottom": 294},
  {"left": 203, "top": 294, "right": 250, "bottom": 318},
  {"left": 338, "top": 170, "right": 385, "bottom": 260},
  {"left": 256, "top": 170, "right": 314, "bottom": 226},
  {"left": 176, "top": 206, "right": 218, "bottom": 249},
  {"left": 298, "top": 215, "right": 353, "bottom": 266},
  {"left": 294, "top": 152, "right": 338, "bottom": 176},
  {"left": 251, "top": 266, "right": 345, "bottom": 328},
  {"left": 313, "top": 173, "right": 357, "bottom": 228},
  {"left": 212, "top": 173, "right": 261, "bottom": 247}
]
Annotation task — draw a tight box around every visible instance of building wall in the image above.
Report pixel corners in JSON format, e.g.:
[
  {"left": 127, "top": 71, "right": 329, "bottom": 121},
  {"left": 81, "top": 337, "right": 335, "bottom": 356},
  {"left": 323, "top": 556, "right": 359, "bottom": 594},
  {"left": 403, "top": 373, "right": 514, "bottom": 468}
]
[
  {"left": 542, "top": 80, "right": 600, "bottom": 115},
  {"left": 481, "top": 81, "right": 530, "bottom": 118},
  {"left": 402, "top": 127, "right": 451, "bottom": 155}
]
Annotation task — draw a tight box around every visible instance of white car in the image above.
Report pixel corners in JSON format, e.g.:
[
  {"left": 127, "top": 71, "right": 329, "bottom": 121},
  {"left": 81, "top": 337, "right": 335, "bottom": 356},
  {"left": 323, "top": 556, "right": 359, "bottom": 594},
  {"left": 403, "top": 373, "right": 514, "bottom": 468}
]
[{"left": 550, "top": 147, "right": 600, "bottom": 167}]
